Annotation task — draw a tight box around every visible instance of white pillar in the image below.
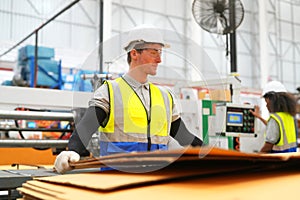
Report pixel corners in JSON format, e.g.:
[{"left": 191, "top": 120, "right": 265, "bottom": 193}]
[
  {"left": 103, "top": 0, "right": 112, "bottom": 41},
  {"left": 259, "top": 0, "right": 269, "bottom": 89},
  {"left": 259, "top": 1, "right": 270, "bottom": 120}
]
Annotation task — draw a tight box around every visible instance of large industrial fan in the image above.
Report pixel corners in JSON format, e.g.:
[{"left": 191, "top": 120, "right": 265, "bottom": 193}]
[
  {"left": 192, "top": 0, "right": 245, "bottom": 72},
  {"left": 192, "top": 0, "right": 244, "bottom": 34}
]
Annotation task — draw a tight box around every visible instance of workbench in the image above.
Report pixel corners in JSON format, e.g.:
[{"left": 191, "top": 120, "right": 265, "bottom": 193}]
[
  {"left": 0, "top": 166, "right": 101, "bottom": 199},
  {"left": 0, "top": 168, "right": 56, "bottom": 199}
]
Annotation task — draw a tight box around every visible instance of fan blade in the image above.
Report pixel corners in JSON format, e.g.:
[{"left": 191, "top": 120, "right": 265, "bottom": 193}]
[{"left": 192, "top": 0, "right": 244, "bottom": 34}]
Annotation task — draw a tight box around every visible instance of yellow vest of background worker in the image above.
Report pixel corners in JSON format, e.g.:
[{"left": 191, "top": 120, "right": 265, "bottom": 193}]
[
  {"left": 99, "top": 77, "right": 173, "bottom": 156},
  {"left": 269, "top": 112, "right": 297, "bottom": 153}
]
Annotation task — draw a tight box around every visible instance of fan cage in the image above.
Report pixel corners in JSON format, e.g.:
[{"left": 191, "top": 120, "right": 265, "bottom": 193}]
[{"left": 192, "top": 0, "right": 244, "bottom": 34}]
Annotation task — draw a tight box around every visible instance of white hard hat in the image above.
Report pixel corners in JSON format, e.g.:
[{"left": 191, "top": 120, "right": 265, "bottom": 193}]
[
  {"left": 123, "top": 24, "right": 170, "bottom": 52},
  {"left": 262, "top": 81, "right": 287, "bottom": 97}
]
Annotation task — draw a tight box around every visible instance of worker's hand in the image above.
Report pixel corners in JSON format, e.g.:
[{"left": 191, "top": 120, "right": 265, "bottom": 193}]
[
  {"left": 249, "top": 105, "right": 261, "bottom": 118},
  {"left": 54, "top": 151, "right": 80, "bottom": 174}
]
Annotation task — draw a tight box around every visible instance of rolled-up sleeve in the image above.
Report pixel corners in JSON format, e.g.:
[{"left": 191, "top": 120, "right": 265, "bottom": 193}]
[
  {"left": 166, "top": 88, "right": 181, "bottom": 122},
  {"left": 265, "top": 118, "right": 280, "bottom": 144},
  {"left": 89, "top": 84, "right": 110, "bottom": 114}
]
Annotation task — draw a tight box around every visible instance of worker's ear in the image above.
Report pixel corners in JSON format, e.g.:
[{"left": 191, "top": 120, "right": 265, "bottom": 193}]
[
  {"left": 130, "top": 49, "right": 137, "bottom": 56},
  {"left": 130, "top": 49, "right": 139, "bottom": 60}
]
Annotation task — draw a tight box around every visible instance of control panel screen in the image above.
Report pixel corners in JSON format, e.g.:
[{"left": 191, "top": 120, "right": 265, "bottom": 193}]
[
  {"left": 227, "top": 112, "right": 243, "bottom": 126},
  {"left": 225, "top": 105, "right": 255, "bottom": 133}
]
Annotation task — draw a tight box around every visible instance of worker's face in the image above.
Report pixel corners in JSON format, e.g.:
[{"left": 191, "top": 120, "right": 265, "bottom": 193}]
[{"left": 133, "top": 44, "right": 163, "bottom": 76}]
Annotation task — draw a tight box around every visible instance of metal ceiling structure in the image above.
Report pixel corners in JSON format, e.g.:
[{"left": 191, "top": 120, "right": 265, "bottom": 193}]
[{"left": 0, "top": 0, "right": 299, "bottom": 92}]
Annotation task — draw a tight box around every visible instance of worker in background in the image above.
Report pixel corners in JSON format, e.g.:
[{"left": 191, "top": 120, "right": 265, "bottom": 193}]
[
  {"left": 250, "top": 81, "right": 297, "bottom": 153},
  {"left": 54, "top": 25, "right": 203, "bottom": 173}
]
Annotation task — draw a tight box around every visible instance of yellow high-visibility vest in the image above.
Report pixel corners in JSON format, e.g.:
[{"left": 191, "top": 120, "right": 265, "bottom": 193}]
[
  {"left": 269, "top": 112, "right": 297, "bottom": 151},
  {"left": 99, "top": 77, "right": 173, "bottom": 145}
]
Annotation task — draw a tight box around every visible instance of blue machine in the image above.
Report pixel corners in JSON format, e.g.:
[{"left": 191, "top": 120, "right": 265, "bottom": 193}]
[{"left": 17, "top": 45, "right": 63, "bottom": 89}]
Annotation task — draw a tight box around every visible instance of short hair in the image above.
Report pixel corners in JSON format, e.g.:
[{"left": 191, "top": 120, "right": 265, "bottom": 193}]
[
  {"left": 126, "top": 49, "right": 143, "bottom": 65},
  {"left": 264, "top": 92, "right": 297, "bottom": 116}
]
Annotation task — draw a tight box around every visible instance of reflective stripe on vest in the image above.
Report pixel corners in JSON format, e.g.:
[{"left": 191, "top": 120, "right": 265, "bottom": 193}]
[
  {"left": 99, "top": 77, "right": 172, "bottom": 145},
  {"left": 269, "top": 112, "right": 297, "bottom": 151}
]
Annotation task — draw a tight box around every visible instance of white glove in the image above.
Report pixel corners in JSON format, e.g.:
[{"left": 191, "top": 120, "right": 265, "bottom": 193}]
[
  {"left": 54, "top": 151, "right": 80, "bottom": 174},
  {"left": 168, "top": 136, "right": 184, "bottom": 150}
]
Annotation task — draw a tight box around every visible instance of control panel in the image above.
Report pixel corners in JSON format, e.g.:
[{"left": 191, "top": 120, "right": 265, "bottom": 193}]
[
  {"left": 214, "top": 103, "right": 256, "bottom": 137},
  {"left": 226, "top": 106, "right": 255, "bottom": 133}
]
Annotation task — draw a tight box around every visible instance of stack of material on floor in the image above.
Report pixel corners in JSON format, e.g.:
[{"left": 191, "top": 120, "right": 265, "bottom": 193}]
[{"left": 17, "top": 146, "right": 300, "bottom": 200}]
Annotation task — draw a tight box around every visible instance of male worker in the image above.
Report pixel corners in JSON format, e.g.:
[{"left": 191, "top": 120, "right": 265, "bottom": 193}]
[
  {"left": 250, "top": 81, "right": 297, "bottom": 153},
  {"left": 54, "top": 25, "right": 203, "bottom": 173}
]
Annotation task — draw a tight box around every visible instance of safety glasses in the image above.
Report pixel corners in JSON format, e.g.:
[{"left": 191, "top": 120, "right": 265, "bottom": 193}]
[{"left": 136, "top": 48, "right": 162, "bottom": 57}]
